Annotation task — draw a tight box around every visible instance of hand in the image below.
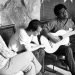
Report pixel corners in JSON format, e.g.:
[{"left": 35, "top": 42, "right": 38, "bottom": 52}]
[
  {"left": 39, "top": 45, "right": 45, "bottom": 49},
  {"left": 52, "top": 36, "right": 61, "bottom": 43},
  {"left": 48, "top": 33, "right": 61, "bottom": 43}
]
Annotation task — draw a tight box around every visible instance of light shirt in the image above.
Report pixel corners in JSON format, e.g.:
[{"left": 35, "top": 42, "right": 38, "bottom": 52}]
[
  {"left": 9, "top": 28, "right": 39, "bottom": 52},
  {"left": 0, "top": 36, "right": 16, "bottom": 69}
]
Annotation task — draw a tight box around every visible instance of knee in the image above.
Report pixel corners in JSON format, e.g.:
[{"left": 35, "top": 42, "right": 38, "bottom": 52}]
[
  {"left": 36, "top": 66, "right": 42, "bottom": 74},
  {"left": 40, "top": 49, "right": 45, "bottom": 56},
  {"left": 26, "top": 51, "right": 34, "bottom": 61},
  {"left": 35, "top": 63, "right": 42, "bottom": 74},
  {"left": 26, "top": 62, "right": 35, "bottom": 72},
  {"left": 28, "top": 51, "right": 34, "bottom": 57},
  {"left": 28, "top": 62, "right": 41, "bottom": 74}
]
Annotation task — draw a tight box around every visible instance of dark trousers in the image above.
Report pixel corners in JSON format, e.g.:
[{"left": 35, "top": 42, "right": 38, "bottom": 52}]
[
  {"left": 54, "top": 45, "right": 75, "bottom": 75},
  {"left": 33, "top": 48, "right": 45, "bottom": 65},
  {"left": 33, "top": 48, "right": 45, "bottom": 74}
]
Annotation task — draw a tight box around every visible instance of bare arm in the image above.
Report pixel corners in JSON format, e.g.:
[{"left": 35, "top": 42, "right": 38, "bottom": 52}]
[
  {"left": 41, "top": 29, "right": 61, "bottom": 43},
  {"left": 22, "top": 42, "right": 45, "bottom": 51}
]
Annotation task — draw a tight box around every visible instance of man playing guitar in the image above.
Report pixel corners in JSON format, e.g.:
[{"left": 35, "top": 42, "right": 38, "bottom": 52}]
[{"left": 41, "top": 4, "right": 75, "bottom": 75}]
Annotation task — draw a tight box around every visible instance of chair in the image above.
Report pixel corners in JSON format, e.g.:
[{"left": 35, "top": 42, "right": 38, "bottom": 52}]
[
  {"left": 44, "top": 52, "right": 69, "bottom": 73},
  {"left": 0, "top": 24, "right": 15, "bottom": 46}
]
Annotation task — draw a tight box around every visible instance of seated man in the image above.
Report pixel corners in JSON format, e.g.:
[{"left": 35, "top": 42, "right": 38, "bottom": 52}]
[
  {"left": 41, "top": 4, "right": 75, "bottom": 75},
  {"left": 0, "top": 19, "right": 43, "bottom": 75}
]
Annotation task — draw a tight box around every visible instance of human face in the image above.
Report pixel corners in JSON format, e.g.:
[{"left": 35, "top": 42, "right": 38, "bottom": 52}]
[
  {"left": 33, "top": 26, "right": 42, "bottom": 36},
  {"left": 59, "top": 8, "right": 69, "bottom": 19}
]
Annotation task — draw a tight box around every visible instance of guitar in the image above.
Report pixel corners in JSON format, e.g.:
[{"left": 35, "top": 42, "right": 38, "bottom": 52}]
[
  {"left": 40, "top": 29, "right": 75, "bottom": 53},
  {"left": 24, "top": 36, "right": 45, "bottom": 52}
]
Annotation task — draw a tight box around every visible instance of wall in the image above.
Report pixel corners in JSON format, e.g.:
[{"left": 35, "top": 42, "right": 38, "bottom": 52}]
[
  {"left": 40, "top": 0, "right": 75, "bottom": 22},
  {"left": 0, "top": 0, "right": 41, "bottom": 28},
  {"left": 1, "top": 0, "right": 75, "bottom": 27}
]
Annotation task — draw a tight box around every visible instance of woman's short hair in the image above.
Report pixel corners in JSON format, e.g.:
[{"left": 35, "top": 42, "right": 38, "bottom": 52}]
[
  {"left": 26, "top": 19, "right": 42, "bottom": 31},
  {"left": 54, "top": 4, "right": 67, "bottom": 16}
]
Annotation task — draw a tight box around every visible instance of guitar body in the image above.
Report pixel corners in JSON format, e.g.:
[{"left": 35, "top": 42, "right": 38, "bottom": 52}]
[{"left": 40, "top": 30, "right": 70, "bottom": 53}]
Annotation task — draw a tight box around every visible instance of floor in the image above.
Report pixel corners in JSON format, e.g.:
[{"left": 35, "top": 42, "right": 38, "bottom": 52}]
[
  {"left": 43, "top": 54, "right": 72, "bottom": 75},
  {"left": 45, "top": 65, "right": 72, "bottom": 75}
]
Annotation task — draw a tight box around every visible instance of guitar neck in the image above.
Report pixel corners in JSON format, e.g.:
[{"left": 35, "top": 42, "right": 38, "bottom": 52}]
[{"left": 62, "top": 31, "right": 75, "bottom": 39}]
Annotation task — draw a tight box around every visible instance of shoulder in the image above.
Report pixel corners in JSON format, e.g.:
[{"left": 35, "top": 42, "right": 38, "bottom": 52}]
[
  {"left": 19, "top": 28, "right": 27, "bottom": 35},
  {"left": 47, "top": 18, "right": 57, "bottom": 26},
  {"left": 68, "top": 18, "right": 74, "bottom": 25}
]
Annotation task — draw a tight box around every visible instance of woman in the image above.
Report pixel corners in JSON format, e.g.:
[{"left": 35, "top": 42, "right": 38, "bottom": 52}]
[{"left": 0, "top": 19, "right": 44, "bottom": 75}]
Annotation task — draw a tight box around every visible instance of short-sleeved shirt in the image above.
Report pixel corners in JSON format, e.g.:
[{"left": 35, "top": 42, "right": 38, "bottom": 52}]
[
  {"left": 9, "top": 28, "right": 39, "bottom": 52},
  {"left": 43, "top": 18, "right": 75, "bottom": 33}
]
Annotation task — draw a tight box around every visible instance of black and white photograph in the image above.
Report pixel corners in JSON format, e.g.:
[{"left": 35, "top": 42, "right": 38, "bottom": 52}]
[{"left": 0, "top": 0, "right": 75, "bottom": 75}]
